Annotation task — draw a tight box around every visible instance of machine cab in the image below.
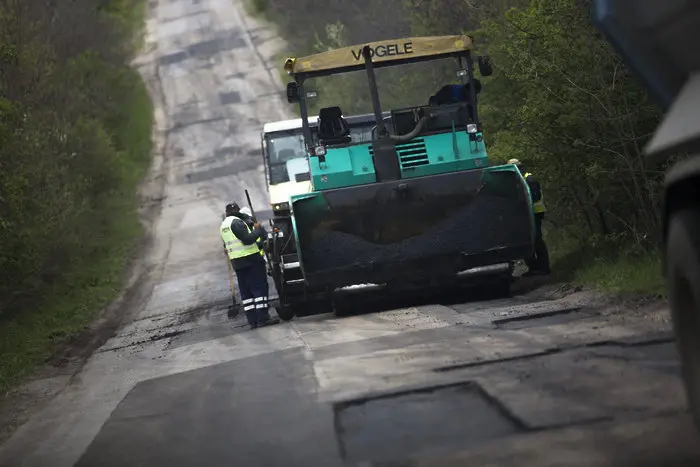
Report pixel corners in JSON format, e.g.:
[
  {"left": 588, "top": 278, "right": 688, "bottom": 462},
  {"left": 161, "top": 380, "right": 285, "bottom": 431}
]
[
  {"left": 261, "top": 117, "right": 318, "bottom": 217},
  {"left": 261, "top": 114, "right": 392, "bottom": 214}
]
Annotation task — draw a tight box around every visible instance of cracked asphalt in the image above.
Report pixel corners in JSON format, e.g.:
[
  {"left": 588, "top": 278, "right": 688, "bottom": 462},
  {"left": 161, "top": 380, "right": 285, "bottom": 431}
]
[{"left": 1, "top": 0, "right": 699, "bottom": 466}]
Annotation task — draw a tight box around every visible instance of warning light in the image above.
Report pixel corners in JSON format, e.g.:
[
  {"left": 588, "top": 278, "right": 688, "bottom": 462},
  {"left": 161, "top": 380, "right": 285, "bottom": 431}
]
[{"left": 283, "top": 57, "right": 296, "bottom": 75}]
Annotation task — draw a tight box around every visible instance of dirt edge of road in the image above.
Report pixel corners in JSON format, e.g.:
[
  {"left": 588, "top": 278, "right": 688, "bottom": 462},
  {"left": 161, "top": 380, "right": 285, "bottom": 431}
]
[{"left": 0, "top": 11, "right": 170, "bottom": 446}]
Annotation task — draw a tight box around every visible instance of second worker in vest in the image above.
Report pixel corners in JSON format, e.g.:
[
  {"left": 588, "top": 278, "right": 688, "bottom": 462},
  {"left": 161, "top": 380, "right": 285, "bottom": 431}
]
[
  {"left": 221, "top": 202, "right": 279, "bottom": 329},
  {"left": 508, "top": 159, "right": 551, "bottom": 276}
]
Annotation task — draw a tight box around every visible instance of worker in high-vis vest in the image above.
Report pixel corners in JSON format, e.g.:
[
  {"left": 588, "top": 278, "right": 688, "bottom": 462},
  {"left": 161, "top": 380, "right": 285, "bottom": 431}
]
[
  {"left": 239, "top": 206, "right": 266, "bottom": 254},
  {"left": 509, "top": 159, "right": 551, "bottom": 276},
  {"left": 221, "top": 202, "right": 279, "bottom": 329}
]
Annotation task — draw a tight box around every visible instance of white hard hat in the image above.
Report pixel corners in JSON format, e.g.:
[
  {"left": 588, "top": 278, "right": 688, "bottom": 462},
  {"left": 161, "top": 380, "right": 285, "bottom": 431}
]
[{"left": 240, "top": 206, "right": 252, "bottom": 216}]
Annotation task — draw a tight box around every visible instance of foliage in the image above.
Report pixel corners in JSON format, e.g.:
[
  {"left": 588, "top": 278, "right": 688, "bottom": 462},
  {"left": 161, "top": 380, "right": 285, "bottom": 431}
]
[
  {"left": 0, "top": 0, "right": 152, "bottom": 391},
  {"left": 479, "top": 0, "right": 663, "bottom": 245}
]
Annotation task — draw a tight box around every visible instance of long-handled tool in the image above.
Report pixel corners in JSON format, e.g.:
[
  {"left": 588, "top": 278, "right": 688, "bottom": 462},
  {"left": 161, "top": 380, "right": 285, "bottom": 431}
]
[
  {"left": 226, "top": 253, "right": 240, "bottom": 318},
  {"left": 244, "top": 189, "right": 257, "bottom": 222},
  {"left": 245, "top": 188, "right": 267, "bottom": 258}
]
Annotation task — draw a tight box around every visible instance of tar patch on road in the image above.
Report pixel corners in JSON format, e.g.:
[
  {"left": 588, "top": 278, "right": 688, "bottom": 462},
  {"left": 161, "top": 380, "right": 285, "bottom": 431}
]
[
  {"left": 183, "top": 160, "right": 261, "bottom": 184},
  {"left": 188, "top": 36, "right": 246, "bottom": 57},
  {"left": 214, "top": 145, "right": 241, "bottom": 158},
  {"left": 73, "top": 348, "right": 341, "bottom": 467},
  {"left": 159, "top": 51, "right": 188, "bottom": 66},
  {"left": 256, "top": 89, "right": 287, "bottom": 100},
  {"left": 334, "top": 381, "right": 523, "bottom": 464},
  {"left": 96, "top": 301, "right": 233, "bottom": 353},
  {"left": 433, "top": 334, "right": 677, "bottom": 373},
  {"left": 589, "top": 341, "right": 683, "bottom": 378},
  {"left": 158, "top": 34, "right": 248, "bottom": 67},
  {"left": 493, "top": 306, "right": 595, "bottom": 330},
  {"left": 167, "top": 310, "right": 250, "bottom": 349},
  {"left": 219, "top": 91, "right": 241, "bottom": 105}
]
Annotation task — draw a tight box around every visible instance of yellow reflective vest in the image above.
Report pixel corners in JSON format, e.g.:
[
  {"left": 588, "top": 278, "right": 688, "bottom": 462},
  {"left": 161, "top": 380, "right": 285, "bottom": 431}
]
[
  {"left": 220, "top": 216, "right": 261, "bottom": 260},
  {"left": 524, "top": 172, "right": 546, "bottom": 214}
]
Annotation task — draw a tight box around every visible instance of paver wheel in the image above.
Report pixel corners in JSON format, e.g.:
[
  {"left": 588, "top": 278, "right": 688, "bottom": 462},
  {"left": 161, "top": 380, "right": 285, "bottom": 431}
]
[
  {"left": 485, "top": 274, "right": 512, "bottom": 299},
  {"left": 666, "top": 207, "right": 700, "bottom": 429},
  {"left": 275, "top": 305, "right": 295, "bottom": 322},
  {"left": 496, "top": 277, "right": 512, "bottom": 298},
  {"left": 332, "top": 294, "right": 358, "bottom": 317}
]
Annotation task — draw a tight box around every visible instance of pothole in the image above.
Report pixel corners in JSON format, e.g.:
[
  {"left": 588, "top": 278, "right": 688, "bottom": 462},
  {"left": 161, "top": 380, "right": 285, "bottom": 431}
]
[{"left": 334, "top": 382, "right": 523, "bottom": 464}]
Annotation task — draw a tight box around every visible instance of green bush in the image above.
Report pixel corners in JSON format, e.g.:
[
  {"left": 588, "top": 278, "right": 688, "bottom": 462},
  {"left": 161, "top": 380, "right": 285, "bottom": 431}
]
[
  {"left": 251, "top": 0, "right": 269, "bottom": 14},
  {"left": 0, "top": 0, "right": 153, "bottom": 391}
]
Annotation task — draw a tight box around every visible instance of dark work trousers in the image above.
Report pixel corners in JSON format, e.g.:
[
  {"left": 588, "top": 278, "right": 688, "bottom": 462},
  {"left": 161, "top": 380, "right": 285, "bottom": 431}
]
[
  {"left": 525, "top": 212, "right": 551, "bottom": 273},
  {"left": 232, "top": 257, "right": 270, "bottom": 326}
]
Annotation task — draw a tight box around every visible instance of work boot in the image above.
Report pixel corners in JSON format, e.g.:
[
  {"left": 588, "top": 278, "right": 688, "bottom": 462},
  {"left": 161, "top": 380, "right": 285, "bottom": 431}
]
[
  {"left": 245, "top": 310, "right": 258, "bottom": 329},
  {"left": 258, "top": 317, "right": 280, "bottom": 327},
  {"left": 255, "top": 308, "right": 270, "bottom": 326},
  {"left": 257, "top": 306, "right": 281, "bottom": 326}
]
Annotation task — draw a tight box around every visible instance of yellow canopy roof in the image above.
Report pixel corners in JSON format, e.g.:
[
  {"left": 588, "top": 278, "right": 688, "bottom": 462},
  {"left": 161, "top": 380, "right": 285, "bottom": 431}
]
[{"left": 284, "top": 35, "right": 473, "bottom": 75}]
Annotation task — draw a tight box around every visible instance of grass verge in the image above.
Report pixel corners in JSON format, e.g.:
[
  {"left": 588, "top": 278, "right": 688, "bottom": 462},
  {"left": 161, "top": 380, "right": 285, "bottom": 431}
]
[
  {"left": 572, "top": 252, "right": 664, "bottom": 296},
  {"left": 546, "top": 226, "right": 665, "bottom": 297},
  {"left": 0, "top": 71, "right": 153, "bottom": 394}
]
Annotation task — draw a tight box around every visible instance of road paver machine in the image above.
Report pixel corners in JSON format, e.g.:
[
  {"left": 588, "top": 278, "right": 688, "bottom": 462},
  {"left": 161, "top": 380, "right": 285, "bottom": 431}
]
[{"left": 267, "top": 35, "right": 536, "bottom": 320}]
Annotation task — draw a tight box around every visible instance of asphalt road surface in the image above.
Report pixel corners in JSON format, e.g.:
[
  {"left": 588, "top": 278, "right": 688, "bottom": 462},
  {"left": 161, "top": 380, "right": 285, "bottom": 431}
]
[{"left": 1, "top": 0, "right": 699, "bottom": 466}]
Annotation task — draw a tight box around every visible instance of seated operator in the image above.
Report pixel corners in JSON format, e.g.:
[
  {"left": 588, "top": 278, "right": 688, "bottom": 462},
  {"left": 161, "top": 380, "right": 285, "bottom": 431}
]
[{"left": 428, "top": 79, "right": 482, "bottom": 106}]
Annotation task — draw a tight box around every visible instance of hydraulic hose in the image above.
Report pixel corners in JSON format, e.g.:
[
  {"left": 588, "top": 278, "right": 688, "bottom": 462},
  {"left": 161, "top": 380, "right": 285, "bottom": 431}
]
[{"left": 388, "top": 115, "right": 429, "bottom": 142}]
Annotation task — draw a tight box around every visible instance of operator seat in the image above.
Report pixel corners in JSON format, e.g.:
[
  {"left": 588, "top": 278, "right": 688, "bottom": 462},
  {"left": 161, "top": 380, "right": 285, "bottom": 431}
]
[{"left": 317, "top": 106, "right": 351, "bottom": 145}]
